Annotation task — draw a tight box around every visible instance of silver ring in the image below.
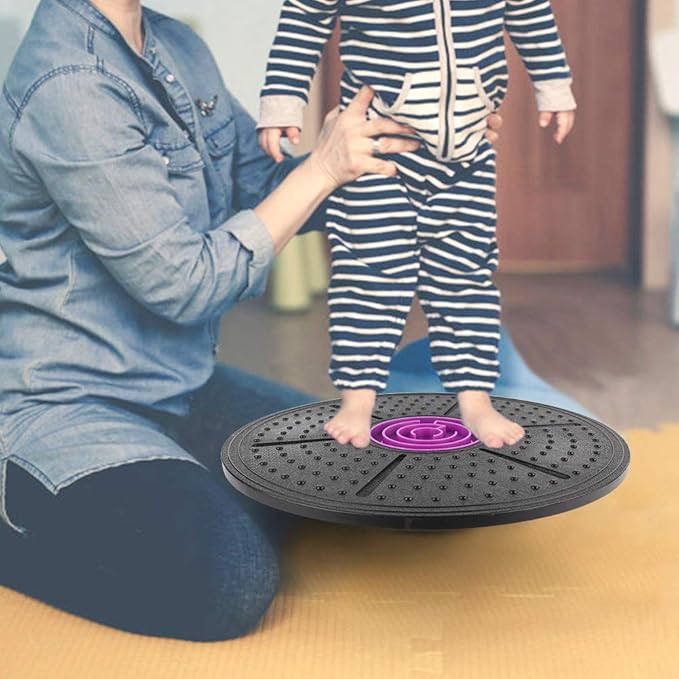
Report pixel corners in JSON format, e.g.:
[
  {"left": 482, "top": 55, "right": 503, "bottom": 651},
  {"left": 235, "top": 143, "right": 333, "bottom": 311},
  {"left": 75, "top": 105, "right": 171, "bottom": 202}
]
[{"left": 371, "top": 137, "right": 381, "bottom": 156}]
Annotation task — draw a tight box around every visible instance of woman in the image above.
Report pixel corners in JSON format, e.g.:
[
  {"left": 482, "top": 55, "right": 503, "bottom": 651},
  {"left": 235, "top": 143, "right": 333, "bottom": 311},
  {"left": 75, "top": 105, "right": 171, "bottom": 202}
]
[{"left": 0, "top": 0, "right": 503, "bottom": 641}]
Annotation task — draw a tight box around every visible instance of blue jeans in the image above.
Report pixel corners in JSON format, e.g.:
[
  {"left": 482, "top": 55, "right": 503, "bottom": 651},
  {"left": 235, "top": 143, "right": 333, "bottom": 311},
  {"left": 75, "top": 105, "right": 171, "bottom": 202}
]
[{"left": 0, "top": 363, "right": 316, "bottom": 641}]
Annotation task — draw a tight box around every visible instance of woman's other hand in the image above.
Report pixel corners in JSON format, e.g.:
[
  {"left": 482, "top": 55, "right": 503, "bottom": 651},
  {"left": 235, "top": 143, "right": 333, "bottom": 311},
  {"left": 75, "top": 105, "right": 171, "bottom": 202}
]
[{"left": 308, "top": 85, "right": 422, "bottom": 191}]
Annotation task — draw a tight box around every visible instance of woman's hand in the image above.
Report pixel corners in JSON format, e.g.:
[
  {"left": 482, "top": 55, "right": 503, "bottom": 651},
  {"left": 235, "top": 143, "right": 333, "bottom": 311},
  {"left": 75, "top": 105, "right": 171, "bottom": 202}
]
[
  {"left": 254, "top": 92, "right": 505, "bottom": 255},
  {"left": 308, "top": 85, "right": 422, "bottom": 191}
]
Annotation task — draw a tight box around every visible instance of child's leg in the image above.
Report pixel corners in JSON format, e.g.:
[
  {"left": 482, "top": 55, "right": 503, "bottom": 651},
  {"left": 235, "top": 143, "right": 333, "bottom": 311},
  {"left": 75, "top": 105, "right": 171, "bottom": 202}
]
[
  {"left": 324, "top": 173, "right": 419, "bottom": 448},
  {"left": 416, "top": 160, "right": 525, "bottom": 448}
]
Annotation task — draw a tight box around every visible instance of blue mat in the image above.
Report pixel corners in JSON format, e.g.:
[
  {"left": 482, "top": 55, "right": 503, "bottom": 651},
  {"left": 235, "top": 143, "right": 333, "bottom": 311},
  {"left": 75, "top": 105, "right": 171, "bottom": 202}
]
[{"left": 387, "top": 326, "right": 596, "bottom": 419}]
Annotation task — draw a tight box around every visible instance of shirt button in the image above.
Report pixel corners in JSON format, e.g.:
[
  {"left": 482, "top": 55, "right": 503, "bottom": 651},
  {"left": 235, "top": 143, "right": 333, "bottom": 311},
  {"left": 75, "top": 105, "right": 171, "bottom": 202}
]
[{"left": 165, "top": 73, "right": 176, "bottom": 83}]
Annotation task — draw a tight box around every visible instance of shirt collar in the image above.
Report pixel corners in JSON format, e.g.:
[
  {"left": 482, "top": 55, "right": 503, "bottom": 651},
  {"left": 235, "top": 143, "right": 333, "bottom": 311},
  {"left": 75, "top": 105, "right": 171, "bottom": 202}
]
[
  {"left": 141, "top": 12, "right": 159, "bottom": 64},
  {"left": 57, "top": 0, "right": 158, "bottom": 64}
]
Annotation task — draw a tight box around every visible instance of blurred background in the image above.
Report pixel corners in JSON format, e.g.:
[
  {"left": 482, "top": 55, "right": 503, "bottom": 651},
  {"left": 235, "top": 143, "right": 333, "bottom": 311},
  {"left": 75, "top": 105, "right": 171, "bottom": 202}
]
[{"left": 1, "top": 0, "right": 678, "bottom": 430}]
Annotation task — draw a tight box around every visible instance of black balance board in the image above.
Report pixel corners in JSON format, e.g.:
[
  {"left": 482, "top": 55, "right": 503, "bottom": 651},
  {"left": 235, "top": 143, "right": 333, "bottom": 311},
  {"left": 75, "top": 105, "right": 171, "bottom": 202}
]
[{"left": 221, "top": 393, "right": 630, "bottom": 531}]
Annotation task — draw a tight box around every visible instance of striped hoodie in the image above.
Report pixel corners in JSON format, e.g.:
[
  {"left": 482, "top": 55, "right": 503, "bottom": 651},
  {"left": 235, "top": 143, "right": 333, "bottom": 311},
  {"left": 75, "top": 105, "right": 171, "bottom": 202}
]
[{"left": 259, "top": 0, "right": 576, "bottom": 163}]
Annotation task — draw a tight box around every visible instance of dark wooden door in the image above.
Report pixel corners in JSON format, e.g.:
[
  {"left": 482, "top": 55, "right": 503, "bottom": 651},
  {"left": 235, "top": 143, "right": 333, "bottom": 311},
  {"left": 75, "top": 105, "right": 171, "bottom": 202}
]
[{"left": 321, "top": 1, "right": 644, "bottom": 274}]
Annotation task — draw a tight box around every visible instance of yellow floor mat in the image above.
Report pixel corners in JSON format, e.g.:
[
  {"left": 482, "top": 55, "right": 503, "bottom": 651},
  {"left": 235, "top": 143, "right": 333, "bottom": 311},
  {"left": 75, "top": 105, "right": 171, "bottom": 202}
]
[{"left": 2, "top": 424, "right": 678, "bottom": 679}]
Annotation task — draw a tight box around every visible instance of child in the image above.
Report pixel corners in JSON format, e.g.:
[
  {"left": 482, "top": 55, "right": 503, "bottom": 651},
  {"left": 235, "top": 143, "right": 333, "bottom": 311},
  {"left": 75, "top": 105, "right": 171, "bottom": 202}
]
[{"left": 258, "top": 0, "right": 576, "bottom": 449}]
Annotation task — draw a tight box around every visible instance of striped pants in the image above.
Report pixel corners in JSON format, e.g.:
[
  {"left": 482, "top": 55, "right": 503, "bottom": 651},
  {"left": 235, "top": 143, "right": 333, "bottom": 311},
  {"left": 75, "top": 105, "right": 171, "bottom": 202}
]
[{"left": 327, "top": 140, "right": 501, "bottom": 394}]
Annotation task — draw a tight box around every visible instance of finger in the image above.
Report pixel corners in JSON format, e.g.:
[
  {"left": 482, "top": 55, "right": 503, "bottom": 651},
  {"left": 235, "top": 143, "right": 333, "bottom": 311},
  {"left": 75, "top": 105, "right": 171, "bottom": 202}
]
[
  {"left": 539, "top": 111, "right": 553, "bottom": 129},
  {"left": 270, "top": 129, "right": 283, "bottom": 162},
  {"left": 363, "top": 158, "right": 398, "bottom": 177},
  {"left": 364, "top": 117, "right": 418, "bottom": 138},
  {"left": 273, "top": 138, "right": 285, "bottom": 163},
  {"left": 376, "top": 136, "right": 422, "bottom": 155},
  {"left": 558, "top": 113, "right": 573, "bottom": 142},
  {"left": 487, "top": 112, "right": 503, "bottom": 132},
  {"left": 346, "top": 85, "right": 375, "bottom": 114},
  {"left": 261, "top": 131, "right": 274, "bottom": 158},
  {"left": 324, "top": 105, "right": 340, "bottom": 123},
  {"left": 261, "top": 130, "right": 274, "bottom": 159},
  {"left": 268, "top": 129, "right": 284, "bottom": 162},
  {"left": 286, "top": 126, "right": 301, "bottom": 145},
  {"left": 485, "top": 129, "right": 499, "bottom": 145},
  {"left": 555, "top": 113, "right": 569, "bottom": 144}
]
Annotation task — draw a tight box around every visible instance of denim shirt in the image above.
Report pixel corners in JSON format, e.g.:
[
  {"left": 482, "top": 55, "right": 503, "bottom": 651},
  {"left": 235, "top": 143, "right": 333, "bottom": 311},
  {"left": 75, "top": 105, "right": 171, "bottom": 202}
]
[{"left": 0, "top": 0, "right": 324, "bottom": 529}]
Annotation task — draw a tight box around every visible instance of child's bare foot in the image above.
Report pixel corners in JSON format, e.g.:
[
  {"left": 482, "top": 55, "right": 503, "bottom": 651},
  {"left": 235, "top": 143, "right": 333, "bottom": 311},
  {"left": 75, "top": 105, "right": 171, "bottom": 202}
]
[
  {"left": 457, "top": 389, "right": 525, "bottom": 449},
  {"left": 324, "top": 389, "right": 376, "bottom": 448}
]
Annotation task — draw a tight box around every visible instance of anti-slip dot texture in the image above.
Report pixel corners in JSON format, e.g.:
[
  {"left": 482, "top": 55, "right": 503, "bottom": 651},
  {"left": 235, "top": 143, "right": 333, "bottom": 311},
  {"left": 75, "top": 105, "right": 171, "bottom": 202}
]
[{"left": 222, "top": 394, "right": 630, "bottom": 529}]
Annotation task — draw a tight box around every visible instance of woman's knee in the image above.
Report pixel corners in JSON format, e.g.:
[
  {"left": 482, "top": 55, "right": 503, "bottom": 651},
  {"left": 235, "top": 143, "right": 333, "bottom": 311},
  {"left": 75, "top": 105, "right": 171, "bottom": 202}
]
[
  {"left": 2, "top": 457, "right": 286, "bottom": 642},
  {"left": 159, "top": 469, "right": 284, "bottom": 641},
  {"left": 192, "top": 545, "right": 281, "bottom": 641},
  {"left": 69, "top": 461, "right": 284, "bottom": 641}
]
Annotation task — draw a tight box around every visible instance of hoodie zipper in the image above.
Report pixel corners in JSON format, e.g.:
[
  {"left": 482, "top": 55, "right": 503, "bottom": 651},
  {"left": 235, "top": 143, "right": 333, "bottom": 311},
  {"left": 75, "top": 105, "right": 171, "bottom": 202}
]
[{"left": 433, "top": 0, "right": 455, "bottom": 160}]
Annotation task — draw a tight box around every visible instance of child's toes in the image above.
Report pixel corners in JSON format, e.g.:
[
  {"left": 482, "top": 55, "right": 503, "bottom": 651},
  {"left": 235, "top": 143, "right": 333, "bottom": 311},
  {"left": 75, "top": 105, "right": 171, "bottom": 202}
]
[
  {"left": 502, "top": 428, "right": 518, "bottom": 443},
  {"left": 503, "top": 424, "right": 523, "bottom": 442},
  {"left": 352, "top": 433, "right": 370, "bottom": 448}
]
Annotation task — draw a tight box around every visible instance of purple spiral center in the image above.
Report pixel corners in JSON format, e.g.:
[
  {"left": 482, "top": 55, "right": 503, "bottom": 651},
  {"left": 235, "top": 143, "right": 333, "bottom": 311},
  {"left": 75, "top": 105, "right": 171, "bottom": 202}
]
[{"left": 370, "top": 416, "right": 479, "bottom": 451}]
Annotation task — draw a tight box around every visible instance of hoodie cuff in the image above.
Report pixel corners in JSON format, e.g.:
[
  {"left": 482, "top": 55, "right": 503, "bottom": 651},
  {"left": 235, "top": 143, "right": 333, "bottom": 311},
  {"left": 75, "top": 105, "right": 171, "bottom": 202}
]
[
  {"left": 258, "top": 95, "right": 306, "bottom": 130},
  {"left": 534, "top": 79, "right": 577, "bottom": 112}
]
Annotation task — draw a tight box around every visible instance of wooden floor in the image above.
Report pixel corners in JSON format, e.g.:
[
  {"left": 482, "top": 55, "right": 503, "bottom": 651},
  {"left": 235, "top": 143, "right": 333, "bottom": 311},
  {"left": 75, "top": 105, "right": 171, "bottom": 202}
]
[{"left": 218, "top": 272, "right": 679, "bottom": 431}]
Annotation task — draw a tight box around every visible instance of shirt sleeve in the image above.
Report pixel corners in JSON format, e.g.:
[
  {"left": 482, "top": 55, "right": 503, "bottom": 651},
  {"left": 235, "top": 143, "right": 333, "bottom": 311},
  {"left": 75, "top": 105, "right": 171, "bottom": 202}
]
[
  {"left": 11, "top": 68, "right": 276, "bottom": 326},
  {"left": 259, "top": 0, "right": 340, "bottom": 129},
  {"left": 504, "top": 0, "right": 577, "bottom": 111}
]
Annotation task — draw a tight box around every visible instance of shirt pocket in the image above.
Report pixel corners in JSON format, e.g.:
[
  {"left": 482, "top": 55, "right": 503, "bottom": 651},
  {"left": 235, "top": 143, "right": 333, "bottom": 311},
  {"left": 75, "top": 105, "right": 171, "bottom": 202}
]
[
  {"left": 371, "top": 66, "right": 495, "bottom": 162},
  {"left": 371, "top": 69, "right": 442, "bottom": 155},
  {"left": 470, "top": 66, "right": 496, "bottom": 114},
  {"left": 149, "top": 133, "right": 209, "bottom": 227},
  {"left": 451, "top": 65, "right": 495, "bottom": 160},
  {"left": 151, "top": 137, "right": 205, "bottom": 173},
  {"left": 203, "top": 118, "right": 236, "bottom": 209}
]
